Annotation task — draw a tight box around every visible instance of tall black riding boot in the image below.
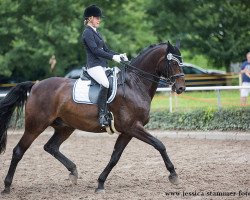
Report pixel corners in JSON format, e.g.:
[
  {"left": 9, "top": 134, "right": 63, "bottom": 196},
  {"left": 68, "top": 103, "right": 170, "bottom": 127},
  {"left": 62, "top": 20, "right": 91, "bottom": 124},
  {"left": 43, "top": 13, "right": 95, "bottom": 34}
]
[{"left": 97, "top": 86, "right": 109, "bottom": 127}]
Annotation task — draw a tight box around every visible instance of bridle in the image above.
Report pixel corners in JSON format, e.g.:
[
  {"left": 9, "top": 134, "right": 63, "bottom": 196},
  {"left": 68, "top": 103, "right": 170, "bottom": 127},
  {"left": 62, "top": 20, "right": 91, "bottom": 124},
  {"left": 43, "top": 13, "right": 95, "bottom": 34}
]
[
  {"left": 120, "top": 51, "right": 185, "bottom": 86},
  {"left": 164, "top": 53, "right": 185, "bottom": 85}
]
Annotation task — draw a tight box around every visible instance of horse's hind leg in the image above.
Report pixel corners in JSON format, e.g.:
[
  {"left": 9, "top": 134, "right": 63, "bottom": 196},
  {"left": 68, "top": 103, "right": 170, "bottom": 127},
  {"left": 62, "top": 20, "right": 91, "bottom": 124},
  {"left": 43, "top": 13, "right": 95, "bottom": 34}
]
[
  {"left": 43, "top": 127, "right": 77, "bottom": 184},
  {"left": 96, "top": 133, "right": 132, "bottom": 193},
  {"left": 2, "top": 131, "right": 40, "bottom": 195}
]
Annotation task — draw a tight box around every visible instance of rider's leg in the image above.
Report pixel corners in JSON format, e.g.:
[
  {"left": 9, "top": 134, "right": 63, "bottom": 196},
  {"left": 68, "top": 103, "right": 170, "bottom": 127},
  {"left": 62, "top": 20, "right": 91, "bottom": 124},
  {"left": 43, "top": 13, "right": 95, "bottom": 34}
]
[
  {"left": 97, "top": 85, "right": 109, "bottom": 126},
  {"left": 87, "top": 66, "right": 109, "bottom": 126}
]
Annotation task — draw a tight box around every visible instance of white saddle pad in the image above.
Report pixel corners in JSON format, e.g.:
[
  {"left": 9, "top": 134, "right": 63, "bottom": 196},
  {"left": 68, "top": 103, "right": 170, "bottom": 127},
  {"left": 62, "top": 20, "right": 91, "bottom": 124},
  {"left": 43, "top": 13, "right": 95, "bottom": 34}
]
[{"left": 72, "top": 67, "right": 119, "bottom": 104}]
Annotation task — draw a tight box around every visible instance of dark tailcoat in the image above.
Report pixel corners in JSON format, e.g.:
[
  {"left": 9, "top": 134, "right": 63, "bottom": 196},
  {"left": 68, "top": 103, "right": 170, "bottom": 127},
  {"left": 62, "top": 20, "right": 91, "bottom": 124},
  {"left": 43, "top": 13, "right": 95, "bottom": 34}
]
[{"left": 82, "top": 26, "right": 117, "bottom": 68}]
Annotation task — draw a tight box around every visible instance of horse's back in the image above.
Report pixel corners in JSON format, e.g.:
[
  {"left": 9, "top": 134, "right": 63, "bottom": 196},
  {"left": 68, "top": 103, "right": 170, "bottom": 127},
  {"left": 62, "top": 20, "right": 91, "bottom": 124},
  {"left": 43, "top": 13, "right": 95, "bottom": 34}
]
[
  {"left": 25, "top": 77, "right": 74, "bottom": 121},
  {"left": 26, "top": 77, "right": 101, "bottom": 131},
  {"left": 31, "top": 77, "right": 74, "bottom": 93}
]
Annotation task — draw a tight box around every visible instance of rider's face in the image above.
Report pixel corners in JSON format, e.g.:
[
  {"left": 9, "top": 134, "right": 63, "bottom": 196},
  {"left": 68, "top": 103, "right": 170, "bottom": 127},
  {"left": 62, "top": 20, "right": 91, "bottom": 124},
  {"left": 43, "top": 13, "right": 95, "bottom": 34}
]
[{"left": 89, "top": 16, "right": 101, "bottom": 28}]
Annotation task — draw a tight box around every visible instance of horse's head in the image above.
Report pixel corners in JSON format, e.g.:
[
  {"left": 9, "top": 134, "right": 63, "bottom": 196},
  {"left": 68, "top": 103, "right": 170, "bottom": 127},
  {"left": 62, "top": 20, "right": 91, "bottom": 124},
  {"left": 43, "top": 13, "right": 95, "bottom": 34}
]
[{"left": 159, "top": 41, "right": 186, "bottom": 94}]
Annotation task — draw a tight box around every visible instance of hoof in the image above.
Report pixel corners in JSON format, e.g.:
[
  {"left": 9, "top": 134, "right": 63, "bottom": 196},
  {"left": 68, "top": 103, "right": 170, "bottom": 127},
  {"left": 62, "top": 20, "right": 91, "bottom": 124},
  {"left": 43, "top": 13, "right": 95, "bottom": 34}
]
[
  {"left": 168, "top": 174, "right": 180, "bottom": 185},
  {"left": 1, "top": 187, "right": 10, "bottom": 195},
  {"left": 69, "top": 173, "right": 78, "bottom": 185},
  {"left": 95, "top": 188, "right": 105, "bottom": 194},
  {"left": 69, "top": 169, "right": 78, "bottom": 185}
]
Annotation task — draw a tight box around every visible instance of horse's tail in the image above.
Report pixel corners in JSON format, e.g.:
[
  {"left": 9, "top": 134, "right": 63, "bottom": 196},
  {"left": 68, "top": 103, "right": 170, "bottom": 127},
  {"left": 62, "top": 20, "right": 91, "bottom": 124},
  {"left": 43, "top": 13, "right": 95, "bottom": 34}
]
[{"left": 0, "top": 81, "right": 34, "bottom": 154}]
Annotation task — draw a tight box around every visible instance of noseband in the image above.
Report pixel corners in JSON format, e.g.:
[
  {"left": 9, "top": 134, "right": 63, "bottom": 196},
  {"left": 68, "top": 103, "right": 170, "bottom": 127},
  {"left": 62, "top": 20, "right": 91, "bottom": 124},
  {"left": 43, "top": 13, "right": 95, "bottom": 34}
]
[{"left": 121, "top": 52, "right": 184, "bottom": 86}]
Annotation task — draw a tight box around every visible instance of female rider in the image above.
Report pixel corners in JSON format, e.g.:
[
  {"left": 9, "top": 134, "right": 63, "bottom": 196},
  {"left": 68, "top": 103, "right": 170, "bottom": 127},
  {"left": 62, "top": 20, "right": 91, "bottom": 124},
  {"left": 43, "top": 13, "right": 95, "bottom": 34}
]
[{"left": 82, "top": 5, "right": 127, "bottom": 127}]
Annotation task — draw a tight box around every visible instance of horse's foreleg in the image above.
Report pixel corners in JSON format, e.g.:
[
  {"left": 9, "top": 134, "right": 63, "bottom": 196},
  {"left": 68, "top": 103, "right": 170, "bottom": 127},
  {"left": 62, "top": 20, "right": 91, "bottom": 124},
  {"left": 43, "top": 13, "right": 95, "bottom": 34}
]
[
  {"left": 1, "top": 132, "right": 39, "bottom": 195},
  {"left": 43, "top": 127, "right": 77, "bottom": 184},
  {"left": 96, "top": 133, "right": 132, "bottom": 193},
  {"left": 132, "top": 123, "right": 180, "bottom": 185}
]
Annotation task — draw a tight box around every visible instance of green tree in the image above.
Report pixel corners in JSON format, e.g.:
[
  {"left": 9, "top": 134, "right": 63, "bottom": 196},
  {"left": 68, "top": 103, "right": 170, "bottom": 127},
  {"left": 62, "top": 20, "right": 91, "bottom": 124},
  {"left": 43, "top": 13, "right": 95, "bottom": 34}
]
[
  {"left": 0, "top": 0, "right": 83, "bottom": 80},
  {"left": 148, "top": 0, "right": 250, "bottom": 71},
  {"left": 99, "top": 0, "right": 157, "bottom": 57},
  {"left": 0, "top": 0, "right": 157, "bottom": 81}
]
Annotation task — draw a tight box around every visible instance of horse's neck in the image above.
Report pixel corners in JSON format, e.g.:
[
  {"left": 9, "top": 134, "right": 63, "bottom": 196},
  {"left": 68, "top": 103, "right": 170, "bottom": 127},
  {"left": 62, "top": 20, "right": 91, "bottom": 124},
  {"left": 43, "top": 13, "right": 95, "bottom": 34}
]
[
  {"left": 126, "top": 48, "right": 164, "bottom": 100},
  {"left": 126, "top": 71, "right": 158, "bottom": 100}
]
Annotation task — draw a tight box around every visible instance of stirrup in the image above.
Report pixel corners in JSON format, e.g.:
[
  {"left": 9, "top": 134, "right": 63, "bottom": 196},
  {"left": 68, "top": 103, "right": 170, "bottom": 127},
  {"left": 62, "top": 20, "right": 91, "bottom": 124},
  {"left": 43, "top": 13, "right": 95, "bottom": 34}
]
[{"left": 105, "top": 112, "right": 120, "bottom": 135}]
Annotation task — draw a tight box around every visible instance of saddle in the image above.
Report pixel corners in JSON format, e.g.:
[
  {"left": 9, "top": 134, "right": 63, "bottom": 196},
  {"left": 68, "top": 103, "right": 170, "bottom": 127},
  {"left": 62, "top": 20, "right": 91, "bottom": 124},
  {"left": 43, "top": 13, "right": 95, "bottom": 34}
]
[
  {"left": 82, "top": 68, "right": 113, "bottom": 103},
  {"left": 72, "top": 67, "right": 120, "bottom": 104},
  {"left": 72, "top": 67, "right": 121, "bottom": 134}
]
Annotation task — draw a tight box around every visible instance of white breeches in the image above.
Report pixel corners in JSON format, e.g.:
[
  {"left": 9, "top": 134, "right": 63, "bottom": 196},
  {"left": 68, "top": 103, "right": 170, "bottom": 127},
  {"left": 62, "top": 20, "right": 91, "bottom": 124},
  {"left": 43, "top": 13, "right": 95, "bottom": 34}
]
[{"left": 87, "top": 66, "right": 109, "bottom": 88}]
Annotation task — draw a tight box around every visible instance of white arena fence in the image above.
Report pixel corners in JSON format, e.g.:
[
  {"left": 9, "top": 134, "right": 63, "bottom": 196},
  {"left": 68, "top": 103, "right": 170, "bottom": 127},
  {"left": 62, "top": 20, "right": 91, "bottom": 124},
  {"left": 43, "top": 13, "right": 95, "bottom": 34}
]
[{"left": 157, "top": 85, "right": 250, "bottom": 112}]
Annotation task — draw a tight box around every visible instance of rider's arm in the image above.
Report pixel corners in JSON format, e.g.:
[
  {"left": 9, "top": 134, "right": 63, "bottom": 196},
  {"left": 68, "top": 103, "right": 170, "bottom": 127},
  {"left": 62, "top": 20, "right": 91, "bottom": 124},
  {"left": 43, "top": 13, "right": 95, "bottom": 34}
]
[{"left": 83, "top": 29, "right": 114, "bottom": 60}]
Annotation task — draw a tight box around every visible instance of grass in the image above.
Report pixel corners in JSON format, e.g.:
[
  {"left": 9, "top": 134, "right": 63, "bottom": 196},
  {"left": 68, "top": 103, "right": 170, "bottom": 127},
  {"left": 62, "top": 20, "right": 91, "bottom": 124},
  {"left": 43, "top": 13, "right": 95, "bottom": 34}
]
[{"left": 151, "top": 90, "right": 244, "bottom": 112}]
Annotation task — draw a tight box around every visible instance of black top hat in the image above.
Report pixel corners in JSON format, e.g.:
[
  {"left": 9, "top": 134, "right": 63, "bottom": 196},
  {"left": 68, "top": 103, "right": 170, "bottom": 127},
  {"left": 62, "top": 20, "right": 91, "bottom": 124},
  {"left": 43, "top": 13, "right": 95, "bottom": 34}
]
[{"left": 84, "top": 5, "right": 103, "bottom": 19}]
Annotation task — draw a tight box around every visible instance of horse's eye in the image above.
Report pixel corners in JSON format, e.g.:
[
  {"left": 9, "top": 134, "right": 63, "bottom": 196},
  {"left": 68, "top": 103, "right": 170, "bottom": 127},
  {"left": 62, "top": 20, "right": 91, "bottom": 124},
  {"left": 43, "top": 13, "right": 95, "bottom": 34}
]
[{"left": 173, "top": 62, "right": 178, "bottom": 66}]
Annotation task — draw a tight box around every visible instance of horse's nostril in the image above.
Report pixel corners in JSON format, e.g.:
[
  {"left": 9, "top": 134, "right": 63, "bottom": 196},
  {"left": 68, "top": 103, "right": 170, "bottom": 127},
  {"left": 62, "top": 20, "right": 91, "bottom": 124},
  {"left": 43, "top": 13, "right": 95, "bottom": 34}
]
[{"left": 177, "top": 87, "right": 185, "bottom": 94}]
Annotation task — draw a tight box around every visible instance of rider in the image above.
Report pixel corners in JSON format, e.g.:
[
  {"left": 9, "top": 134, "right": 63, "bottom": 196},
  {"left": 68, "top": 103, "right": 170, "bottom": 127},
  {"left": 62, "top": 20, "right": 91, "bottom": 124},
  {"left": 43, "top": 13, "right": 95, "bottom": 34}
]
[{"left": 82, "top": 5, "right": 128, "bottom": 127}]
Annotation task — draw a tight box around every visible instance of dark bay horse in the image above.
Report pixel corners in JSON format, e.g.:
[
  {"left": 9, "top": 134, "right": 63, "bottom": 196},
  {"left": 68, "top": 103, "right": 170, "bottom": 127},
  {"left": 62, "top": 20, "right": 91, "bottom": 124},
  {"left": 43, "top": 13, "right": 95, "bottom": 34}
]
[{"left": 0, "top": 42, "right": 185, "bottom": 194}]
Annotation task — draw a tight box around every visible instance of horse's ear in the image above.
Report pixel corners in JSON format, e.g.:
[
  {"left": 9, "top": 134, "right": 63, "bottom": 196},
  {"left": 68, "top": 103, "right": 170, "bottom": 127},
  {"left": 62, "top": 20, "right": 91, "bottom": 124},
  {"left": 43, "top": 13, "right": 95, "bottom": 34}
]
[
  {"left": 167, "top": 41, "right": 172, "bottom": 53},
  {"left": 176, "top": 40, "right": 181, "bottom": 49}
]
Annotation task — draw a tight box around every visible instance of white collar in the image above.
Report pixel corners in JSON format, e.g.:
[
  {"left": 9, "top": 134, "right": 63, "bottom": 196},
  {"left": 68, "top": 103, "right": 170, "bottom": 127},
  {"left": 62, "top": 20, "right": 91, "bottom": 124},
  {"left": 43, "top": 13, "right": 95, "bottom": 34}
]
[{"left": 88, "top": 25, "right": 97, "bottom": 32}]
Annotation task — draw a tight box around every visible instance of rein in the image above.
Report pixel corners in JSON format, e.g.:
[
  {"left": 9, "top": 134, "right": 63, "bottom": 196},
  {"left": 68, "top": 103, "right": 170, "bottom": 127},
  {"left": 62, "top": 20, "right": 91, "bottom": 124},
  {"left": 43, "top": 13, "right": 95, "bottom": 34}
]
[
  {"left": 120, "top": 61, "right": 166, "bottom": 85},
  {"left": 120, "top": 53, "right": 184, "bottom": 86},
  {"left": 118, "top": 61, "right": 162, "bottom": 98}
]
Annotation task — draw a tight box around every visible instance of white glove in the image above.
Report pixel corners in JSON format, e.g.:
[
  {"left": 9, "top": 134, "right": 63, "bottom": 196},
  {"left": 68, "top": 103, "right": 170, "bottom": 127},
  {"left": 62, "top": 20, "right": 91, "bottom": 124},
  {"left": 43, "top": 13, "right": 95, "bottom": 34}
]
[
  {"left": 112, "top": 54, "right": 121, "bottom": 63},
  {"left": 120, "top": 53, "right": 128, "bottom": 61}
]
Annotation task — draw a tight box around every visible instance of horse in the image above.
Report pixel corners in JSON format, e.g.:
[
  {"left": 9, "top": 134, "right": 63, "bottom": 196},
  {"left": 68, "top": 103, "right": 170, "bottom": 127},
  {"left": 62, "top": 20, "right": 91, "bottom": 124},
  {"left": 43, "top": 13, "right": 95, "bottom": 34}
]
[{"left": 0, "top": 41, "right": 185, "bottom": 194}]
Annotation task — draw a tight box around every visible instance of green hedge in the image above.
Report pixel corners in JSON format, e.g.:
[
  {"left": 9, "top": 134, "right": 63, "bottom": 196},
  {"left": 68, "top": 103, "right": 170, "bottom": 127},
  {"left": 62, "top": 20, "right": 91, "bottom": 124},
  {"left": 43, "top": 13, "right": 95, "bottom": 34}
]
[
  {"left": 9, "top": 108, "right": 250, "bottom": 131},
  {"left": 147, "top": 108, "right": 250, "bottom": 131}
]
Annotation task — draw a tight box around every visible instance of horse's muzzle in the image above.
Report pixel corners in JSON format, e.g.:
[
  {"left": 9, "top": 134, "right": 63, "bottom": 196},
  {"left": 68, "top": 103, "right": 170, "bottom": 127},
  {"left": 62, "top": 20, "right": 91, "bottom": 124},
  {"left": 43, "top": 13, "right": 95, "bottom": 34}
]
[
  {"left": 172, "top": 81, "right": 186, "bottom": 94},
  {"left": 175, "top": 86, "right": 185, "bottom": 94}
]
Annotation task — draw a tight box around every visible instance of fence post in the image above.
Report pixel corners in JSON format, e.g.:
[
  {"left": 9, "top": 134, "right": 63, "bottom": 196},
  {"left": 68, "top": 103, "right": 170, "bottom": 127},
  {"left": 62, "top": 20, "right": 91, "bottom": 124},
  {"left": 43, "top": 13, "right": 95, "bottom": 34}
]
[
  {"left": 169, "top": 91, "right": 173, "bottom": 113},
  {"left": 216, "top": 89, "right": 221, "bottom": 109}
]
